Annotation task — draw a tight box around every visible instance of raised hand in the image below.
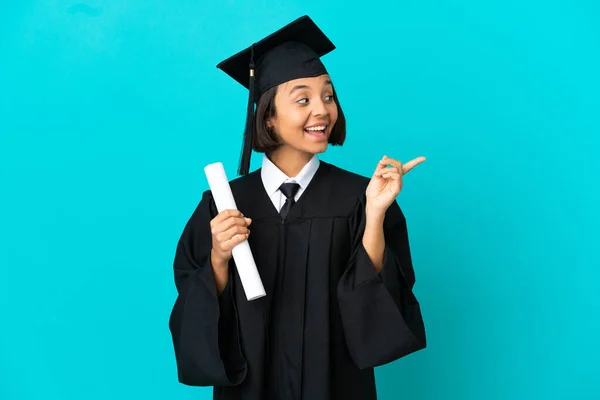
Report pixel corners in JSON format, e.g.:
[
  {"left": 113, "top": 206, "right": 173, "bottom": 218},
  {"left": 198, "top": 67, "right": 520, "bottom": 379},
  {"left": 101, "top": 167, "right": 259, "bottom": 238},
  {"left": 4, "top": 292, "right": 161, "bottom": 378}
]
[{"left": 365, "top": 155, "right": 426, "bottom": 215}]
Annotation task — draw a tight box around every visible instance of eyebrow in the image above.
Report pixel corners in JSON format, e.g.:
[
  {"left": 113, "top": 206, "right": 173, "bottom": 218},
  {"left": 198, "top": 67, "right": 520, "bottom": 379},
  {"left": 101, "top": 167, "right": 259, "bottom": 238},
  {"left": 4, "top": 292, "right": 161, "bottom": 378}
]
[
  {"left": 288, "top": 80, "right": 333, "bottom": 95},
  {"left": 289, "top": 84, "right": 309, "bottom": 95}
]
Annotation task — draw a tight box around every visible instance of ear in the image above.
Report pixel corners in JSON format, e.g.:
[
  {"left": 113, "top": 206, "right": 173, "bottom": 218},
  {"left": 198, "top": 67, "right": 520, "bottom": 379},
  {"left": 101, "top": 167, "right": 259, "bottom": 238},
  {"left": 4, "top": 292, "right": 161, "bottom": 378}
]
[{"left": 266, "top": 117, "right": 275, "bottom": 130}]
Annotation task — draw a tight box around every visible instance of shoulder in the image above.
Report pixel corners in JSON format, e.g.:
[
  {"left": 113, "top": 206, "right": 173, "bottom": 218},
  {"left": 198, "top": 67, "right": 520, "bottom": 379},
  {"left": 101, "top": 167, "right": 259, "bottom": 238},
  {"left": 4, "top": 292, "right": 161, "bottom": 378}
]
[
  {"left": 199, "top": 168, "right": 261, "bottom": 199},
  {"left": 225, "top": 161, "right": 371, "bottom": 195},
  {"left": 229, "top": 168, "right": 260, "bottom": 189},
  {"left": 325, "top": 161, "right": 370, "bottom": 183},
  {"left": 324, "top": 161, "right": 407, "bottom": 224},
  {"left": 313, "top": 161, "right": 371, "bottom": 216},
  {"left": 322, "top": 161, "right": 371, "bottom": 194},
  {"left": 228, "top": 169, "right": 264, "bottom": 201}
]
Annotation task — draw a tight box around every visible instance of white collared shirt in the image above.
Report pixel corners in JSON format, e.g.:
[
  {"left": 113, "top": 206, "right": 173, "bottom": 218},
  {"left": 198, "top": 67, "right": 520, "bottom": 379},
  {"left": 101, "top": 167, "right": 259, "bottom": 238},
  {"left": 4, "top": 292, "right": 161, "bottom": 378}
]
[{"left": 260, "top": 154, "right": 320, "bottom": 213}]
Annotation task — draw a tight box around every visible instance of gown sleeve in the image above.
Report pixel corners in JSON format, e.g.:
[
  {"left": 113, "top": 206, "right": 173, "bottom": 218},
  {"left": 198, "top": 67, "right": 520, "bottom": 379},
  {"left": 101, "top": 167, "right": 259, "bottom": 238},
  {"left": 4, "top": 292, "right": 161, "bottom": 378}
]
[
  {"left": 168, "top": 190, "right": 247, "bottom": 386},
  {"left": 337, "top": 196, "right": 427, "bottom": 369}
]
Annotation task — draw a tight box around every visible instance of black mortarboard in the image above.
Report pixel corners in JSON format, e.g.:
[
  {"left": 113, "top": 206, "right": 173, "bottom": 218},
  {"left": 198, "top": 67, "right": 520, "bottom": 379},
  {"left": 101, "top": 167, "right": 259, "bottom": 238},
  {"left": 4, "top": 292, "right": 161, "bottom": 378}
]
[{"left": 216, "top": 15, "right": 336, "bottom": 175}]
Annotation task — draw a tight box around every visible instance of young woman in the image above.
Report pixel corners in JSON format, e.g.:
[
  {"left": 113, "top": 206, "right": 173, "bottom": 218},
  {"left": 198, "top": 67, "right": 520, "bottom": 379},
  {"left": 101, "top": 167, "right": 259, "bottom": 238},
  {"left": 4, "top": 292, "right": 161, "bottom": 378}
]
[{"left": 169, "top": 15, "right": 427, "bottom": 400}]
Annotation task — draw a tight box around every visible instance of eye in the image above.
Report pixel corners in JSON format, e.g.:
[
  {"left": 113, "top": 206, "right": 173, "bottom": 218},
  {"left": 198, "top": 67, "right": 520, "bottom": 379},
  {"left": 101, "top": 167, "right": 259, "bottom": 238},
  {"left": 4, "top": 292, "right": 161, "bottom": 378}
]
[
  {"left": 324, "top": 95, "right": 334, "bottom": 102},
  {"left": 297, "top": 98, "right": 308, "bottom": 104}
]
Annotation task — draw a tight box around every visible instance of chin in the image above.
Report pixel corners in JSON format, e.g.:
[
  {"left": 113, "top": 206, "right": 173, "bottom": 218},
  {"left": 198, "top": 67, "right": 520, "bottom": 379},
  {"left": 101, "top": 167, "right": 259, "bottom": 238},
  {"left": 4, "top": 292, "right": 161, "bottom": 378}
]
[
  {"left": 307, "top": 144, "right": 328, "bottom": 154},
  {"left": 290, "top": 135, "right": 330, "bottom": 155}
]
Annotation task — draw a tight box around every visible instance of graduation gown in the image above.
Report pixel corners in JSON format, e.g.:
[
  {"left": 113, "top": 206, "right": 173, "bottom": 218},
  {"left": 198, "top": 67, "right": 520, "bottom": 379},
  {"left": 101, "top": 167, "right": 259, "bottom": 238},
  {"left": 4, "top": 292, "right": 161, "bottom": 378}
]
[{"left": 168, "top": 161, "right": 426, "bottom": 400}]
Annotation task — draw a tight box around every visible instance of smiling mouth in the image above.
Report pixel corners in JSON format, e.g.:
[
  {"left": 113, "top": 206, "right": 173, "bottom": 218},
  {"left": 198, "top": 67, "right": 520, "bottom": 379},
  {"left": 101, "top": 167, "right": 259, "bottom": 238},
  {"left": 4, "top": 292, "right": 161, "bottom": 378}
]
[{"left": 304, "top": 125, "right": 327, "bottom": 137}]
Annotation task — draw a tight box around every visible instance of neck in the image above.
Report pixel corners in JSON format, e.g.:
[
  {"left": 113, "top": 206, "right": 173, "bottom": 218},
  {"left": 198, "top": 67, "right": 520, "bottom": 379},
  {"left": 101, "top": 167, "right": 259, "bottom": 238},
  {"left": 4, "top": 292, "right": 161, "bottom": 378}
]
[{"left": 268, "top": 147, "right": 314, "bottom": 177}]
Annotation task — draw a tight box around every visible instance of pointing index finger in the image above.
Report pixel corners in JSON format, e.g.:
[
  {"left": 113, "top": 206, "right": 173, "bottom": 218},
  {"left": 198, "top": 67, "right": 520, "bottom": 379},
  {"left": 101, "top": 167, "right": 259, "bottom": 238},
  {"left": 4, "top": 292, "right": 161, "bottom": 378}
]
[{"left": 402, "top": 156, "right": 427, "bottom": 174}]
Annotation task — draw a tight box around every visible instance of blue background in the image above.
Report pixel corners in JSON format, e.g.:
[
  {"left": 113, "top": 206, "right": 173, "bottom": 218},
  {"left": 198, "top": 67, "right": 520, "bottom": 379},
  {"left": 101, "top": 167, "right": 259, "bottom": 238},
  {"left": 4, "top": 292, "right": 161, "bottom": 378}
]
[{"left": 1, "top": 1, "right": 599, "bottom": 399}]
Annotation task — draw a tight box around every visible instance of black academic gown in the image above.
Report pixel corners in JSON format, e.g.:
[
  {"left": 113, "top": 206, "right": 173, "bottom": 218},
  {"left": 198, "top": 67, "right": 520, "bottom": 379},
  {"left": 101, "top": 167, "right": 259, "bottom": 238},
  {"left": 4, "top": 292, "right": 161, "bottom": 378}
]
[{"left": 168, "top": 161, "right": 426, "bottom": 400}]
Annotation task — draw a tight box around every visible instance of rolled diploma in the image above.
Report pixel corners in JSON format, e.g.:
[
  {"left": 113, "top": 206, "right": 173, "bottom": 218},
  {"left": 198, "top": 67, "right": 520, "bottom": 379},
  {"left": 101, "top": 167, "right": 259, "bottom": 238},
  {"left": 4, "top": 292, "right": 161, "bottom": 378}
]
[{"left": 203, "top": 162, "right": 266, "bottom": 301}]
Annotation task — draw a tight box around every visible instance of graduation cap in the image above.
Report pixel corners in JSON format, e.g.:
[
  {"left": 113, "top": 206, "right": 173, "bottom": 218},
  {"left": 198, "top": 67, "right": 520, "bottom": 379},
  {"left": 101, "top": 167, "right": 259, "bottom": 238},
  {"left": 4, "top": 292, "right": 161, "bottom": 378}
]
[{"left": 217, "top": 15, "right": 336, "bottom": 175}]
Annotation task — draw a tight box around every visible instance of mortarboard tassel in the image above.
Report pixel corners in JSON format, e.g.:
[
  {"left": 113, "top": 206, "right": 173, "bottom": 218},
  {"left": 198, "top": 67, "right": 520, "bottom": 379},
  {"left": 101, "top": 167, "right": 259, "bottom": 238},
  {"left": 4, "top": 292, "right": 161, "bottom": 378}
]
[{"left": 238, "top": 44, "right": 256, "bottom": 176}]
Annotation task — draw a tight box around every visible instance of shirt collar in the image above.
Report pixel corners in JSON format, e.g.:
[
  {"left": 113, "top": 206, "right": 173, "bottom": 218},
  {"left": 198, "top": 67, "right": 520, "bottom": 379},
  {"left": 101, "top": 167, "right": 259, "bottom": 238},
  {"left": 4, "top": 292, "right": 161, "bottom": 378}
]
[{"left": 261, "top": 153, "right": 320, "bottom": 196}]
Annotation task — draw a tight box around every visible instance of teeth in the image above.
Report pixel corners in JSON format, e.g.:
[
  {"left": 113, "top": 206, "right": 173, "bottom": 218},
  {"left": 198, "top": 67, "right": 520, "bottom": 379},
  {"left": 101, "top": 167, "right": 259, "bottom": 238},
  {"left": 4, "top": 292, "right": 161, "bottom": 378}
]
[{"left": 306, "top": 126, "right": 326, "bottom": 131}]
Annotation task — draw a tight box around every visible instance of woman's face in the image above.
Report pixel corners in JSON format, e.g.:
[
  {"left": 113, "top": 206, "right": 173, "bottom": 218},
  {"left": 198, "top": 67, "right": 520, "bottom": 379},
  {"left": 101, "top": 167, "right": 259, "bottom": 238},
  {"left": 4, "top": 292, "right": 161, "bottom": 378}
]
[{"left": 267, "top": 74, "right": 338, "bottom": 156}]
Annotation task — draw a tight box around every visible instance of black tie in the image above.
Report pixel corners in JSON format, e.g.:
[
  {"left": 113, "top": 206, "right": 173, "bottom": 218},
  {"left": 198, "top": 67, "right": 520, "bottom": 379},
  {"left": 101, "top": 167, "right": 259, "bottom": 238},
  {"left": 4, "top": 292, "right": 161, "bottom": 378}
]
[{"left": 279, "top": 182, "right": 300, "bottom": 220}]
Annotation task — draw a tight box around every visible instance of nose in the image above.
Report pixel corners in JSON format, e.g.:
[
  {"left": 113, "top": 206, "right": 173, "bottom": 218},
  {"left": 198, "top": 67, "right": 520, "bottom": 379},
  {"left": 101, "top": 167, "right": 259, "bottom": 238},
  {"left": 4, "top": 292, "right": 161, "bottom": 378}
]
[{"left": 312, "top": 98, "right": 329, "bottom": 117}]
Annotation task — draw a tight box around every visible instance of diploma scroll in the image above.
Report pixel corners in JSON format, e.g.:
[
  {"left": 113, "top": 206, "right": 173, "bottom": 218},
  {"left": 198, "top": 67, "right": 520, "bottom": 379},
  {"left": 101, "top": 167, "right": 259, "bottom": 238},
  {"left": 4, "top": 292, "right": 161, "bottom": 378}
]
[{"left": 203, "top": 162, "right": 266, "bottom": 301}]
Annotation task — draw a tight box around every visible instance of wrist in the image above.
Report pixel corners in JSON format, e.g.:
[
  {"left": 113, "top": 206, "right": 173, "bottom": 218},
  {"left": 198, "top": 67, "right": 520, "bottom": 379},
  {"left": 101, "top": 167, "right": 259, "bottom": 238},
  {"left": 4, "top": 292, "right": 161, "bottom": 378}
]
[
  {"left": 210, "top": 252, "right": 229, "bottom": 296},
  {"left": 365, "top": 206, "right": 385, "bottom": 224},
  {"left": 210, "top": 249, "right": 229, "bottom": 270},
  {"left": 213, "top": 266, "right": 228, "bottom": 284}
]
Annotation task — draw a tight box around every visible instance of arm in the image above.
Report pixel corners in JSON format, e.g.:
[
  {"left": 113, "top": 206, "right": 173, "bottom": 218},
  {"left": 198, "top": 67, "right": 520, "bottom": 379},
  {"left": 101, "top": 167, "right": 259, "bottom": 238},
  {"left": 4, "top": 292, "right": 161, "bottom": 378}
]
[
  {"left": 337, "top": 198, "right": 427, "bottom": 369},
  {"left": 168, "top": 190, "right": 247, "bottom": 386},
  {"left": 361, "top": 209, "right": 386, "bottom": 273},
  {"left": 211, "top": 251, "right": 229, "bottom": 295}
]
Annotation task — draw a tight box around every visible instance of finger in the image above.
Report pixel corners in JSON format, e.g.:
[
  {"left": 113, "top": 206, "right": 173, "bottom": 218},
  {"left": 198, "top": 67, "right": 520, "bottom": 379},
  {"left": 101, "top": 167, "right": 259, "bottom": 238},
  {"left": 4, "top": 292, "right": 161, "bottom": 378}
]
[
  {"left": 380, "top": 164, "right": 401, "bottom": 174},
  {"left": 212, "top": 216, "right": 247, "bottom": 234},
  {"left": 381, "top": 171, "right": 401, "bottom": 180},
  {"left": 375, "top": 164, "right": 400, "bottom": 178},
  {"left": 218, "top": 232, "right": 249, "bottom": 251},
  {"left": 223, "top": 232, "right": 250, "bottom": 250},
  {"left": 212, "top": 209, "right": 243, "bottom": 226},
  {"left": 402, "top": 156, "right": 426, "bottom": 174},
  {"left": 220, "top": 209, "right": 244, "bottom": 219},
  {"left": 375, "top": 166, "right": 395, "bottom": 176},
  {"left": 214, "top": 214, "right": 251, "bottom": 234},
  {"left": 223, "top": 222, "right": 250, "bottom": 239},
  {"left": 374, "top": 157, "right": 388, "bottom": 175},
  {"left": 216, "top": 224, "right": 249, "bottom": 243},
  {"left": 222, "top": 232, "right": 250, "bottom": 251},
  {"left": 383, "top": 157, "right": 403, "bottom": 171},
  {"left": 375, "top": 157, "right": 394, "bottom": 175}
]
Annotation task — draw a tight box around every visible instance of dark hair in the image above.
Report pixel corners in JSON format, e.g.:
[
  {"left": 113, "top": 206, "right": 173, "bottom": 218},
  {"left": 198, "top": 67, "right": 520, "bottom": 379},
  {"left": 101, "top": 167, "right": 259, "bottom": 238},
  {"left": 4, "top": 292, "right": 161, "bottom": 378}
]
[{"left": 252, "top": 83, "right": 347, "bottom": 153}]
